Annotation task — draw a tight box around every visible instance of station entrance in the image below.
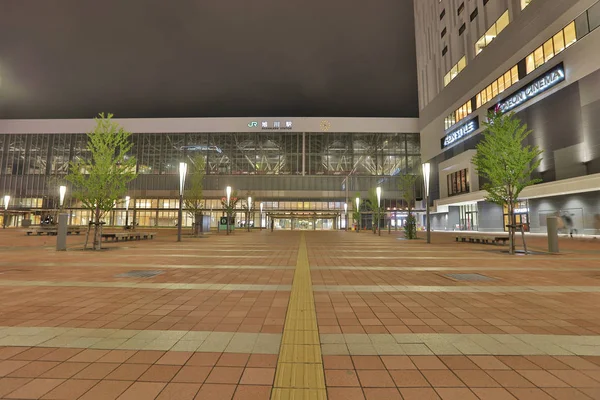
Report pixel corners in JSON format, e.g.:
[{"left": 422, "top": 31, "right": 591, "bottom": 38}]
[{"left": 267, "top": 212, "right": 343, "bottom": 231}]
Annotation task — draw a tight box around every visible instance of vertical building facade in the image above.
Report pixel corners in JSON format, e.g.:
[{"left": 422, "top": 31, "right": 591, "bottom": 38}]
[{"left": 415, "top": 0, "right": 600, "bottom": 234}]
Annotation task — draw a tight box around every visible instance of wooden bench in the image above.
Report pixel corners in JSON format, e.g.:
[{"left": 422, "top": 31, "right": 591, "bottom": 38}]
[
  {"left": 26, "top": 226, "right": 82, "bottom": 236},
  {"left": 102, "top": 232, "right": 156, "bottom": 242},
  {"left": 455, "top": 234, "right": 509, "bottom": 245}
]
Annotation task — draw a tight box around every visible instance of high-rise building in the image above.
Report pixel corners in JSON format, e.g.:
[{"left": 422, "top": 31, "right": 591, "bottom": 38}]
[{"left": 415, "top": 0, "right": 600, "bottom": 234}]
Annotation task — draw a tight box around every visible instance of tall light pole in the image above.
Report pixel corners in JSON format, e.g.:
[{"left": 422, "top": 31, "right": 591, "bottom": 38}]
[
  {"left": 226, "top": 186, "right": 232, "bottom": 235},
  {"left": 247, "top": 196, "right": 252, "bottom": 232},
  {"left": 260, "top": 202, "right": 264, "bottom": 230},
  {"left": 355, "top": 197, "right": 360, "bottom": 234},
  {"left": 59, "top": 186, "right": 67, "bottom": 210},
  {"left": 376, "top": 186, "right": 382, "bottom": 236},
  {"left": 422, "top": 162, "right": 431, "bottom": 244},
  {"left": 2, "top": 195, "right": 9, "bottom": 229},
  {"left": 125, "top": 196, "right": 131, "bottom": 228},
  {"left": 344, "top": 202, "right": 348, "bottom": 231},
  {"left": 178, "top": 162, "right": 188, "bottom": 242}
]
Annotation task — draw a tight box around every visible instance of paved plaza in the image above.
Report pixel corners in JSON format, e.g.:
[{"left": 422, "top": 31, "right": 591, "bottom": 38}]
[{"left": 0, "top": 229, "right": 598, "bottom": 399}]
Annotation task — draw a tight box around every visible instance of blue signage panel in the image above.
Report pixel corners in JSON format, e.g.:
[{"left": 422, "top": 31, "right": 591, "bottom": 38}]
[
  {"left": 490, "top": 63, "right": 565, "bottom": 114},
  {"left": 441, "top": 117, "right": 479, "bottom": 149}
]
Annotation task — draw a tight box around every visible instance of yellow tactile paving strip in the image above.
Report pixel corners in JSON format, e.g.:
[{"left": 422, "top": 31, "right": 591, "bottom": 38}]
[{"left": 272, "top": 233, "right": 327, "bottom": 400}]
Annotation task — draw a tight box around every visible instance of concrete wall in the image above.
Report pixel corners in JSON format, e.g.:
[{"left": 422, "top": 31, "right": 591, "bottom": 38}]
[
  {"left": 529, "top": 191, "right": 600, "bottom": 235},
  {"left": 477, "top": 201, "right": 504, "bottom": 232}
]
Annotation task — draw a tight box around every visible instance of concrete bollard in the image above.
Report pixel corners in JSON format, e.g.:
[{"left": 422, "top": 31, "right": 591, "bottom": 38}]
[
  {"left": 547, "top": 216, "right": 559, "bottom": 253},
  {"left": 56, "top": 213, "right": 68, "bottom": 251}
]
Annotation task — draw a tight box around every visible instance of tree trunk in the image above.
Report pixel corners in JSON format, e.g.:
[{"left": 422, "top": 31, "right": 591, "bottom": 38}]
[
  {"left": 93, "top": 206, "right": 101, "bottom": 250},
  {"left": 508, "top": 200, "right": 515, "bottom": 255}
]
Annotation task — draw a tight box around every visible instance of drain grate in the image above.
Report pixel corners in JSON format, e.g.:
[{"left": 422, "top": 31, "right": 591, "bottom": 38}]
[
  {"left": 444, "top": 273, "right": 495, "bottom": 282},
  {"left": 115, "top": 270, "right": 164, "bottom": 278}
]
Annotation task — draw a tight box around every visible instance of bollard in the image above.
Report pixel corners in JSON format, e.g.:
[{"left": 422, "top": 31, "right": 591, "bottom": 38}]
[
  {"left": 56, "top": 213, "right": 68, "bottom": 251},
  {"left": 547, "top": 216, "right": 559, "bottom": 253}
]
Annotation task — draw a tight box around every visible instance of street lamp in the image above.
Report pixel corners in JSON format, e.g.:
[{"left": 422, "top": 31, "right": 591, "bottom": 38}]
[
  {"left": 422, "top": 162, "right": 431, "bottom": 244},
  {"left": 177, "top": 162, "right": 188, "bottom": 242},
  {"left": 59, "top": 186, "right": 67, "bottom": 209},
  {"left": 247, "top": 196, "right": 252, "bottom": 232},
  {"left": 125, "top": 196, "right": 131, "bottom": 228},
  {"left": 355, "top": 197, "right": 360, "bottom": 234},
  {"left": 344, "top": 202, "right": 348, "bottom": 231},
  {"left": 260, "top": 202, "right": 264, "bottom": 230},
  {"left": 225, "top": 186, "right": 232, "bottom": 235},
  {"left": 2, "top": 195, "right": 9, "bottom": 229},
  {"left": 376, "top": 187, "right": 382, "bottom": 236}
]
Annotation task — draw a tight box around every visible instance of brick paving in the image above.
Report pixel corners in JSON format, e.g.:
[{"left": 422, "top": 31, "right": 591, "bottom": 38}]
[{"left": 0, "top": 228, "right": 597, "bottom": 398}]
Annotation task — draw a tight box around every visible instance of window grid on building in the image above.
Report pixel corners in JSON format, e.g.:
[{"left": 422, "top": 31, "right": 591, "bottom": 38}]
[
  {"left": 476, "top": 66, "right": 519, "bottom": 108},
  {"left": 445, "top": 100, "right": 473, "bottom": 130},
  {"left": 526, "top": 22, "right": 577, "bottom": 74},
  {"left": 443, "top": 56, "right": 467, "bottom": 87},
  {"left": 475, "top": 10, "right": 510, "bottom": 55}
]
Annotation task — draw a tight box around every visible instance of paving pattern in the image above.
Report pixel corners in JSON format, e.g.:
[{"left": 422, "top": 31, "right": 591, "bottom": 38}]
[{"left": 0, "top": 229, "right": 598, "bottom": 399}]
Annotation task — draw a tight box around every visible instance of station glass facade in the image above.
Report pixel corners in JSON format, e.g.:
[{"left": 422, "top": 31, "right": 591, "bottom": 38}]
[{"left": 0, "top": 131, "right": 421, "bottom": 229}]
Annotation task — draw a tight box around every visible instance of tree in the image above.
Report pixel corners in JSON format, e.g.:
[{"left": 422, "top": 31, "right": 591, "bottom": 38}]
[
  {"left": 472, "top": 110, "right": 542, "bottom": 254},
  {"left": 184, "top": 154, "right": 206, "bottom": 235},
  {"left": 67, "top": 113, "right": 137, "bottom": 250},
  {"left": 399, "top": 174, "right": 419, "bottom": 239},
  {"left": 367, "top": 187, "right": 381, "bottom": 235},
  {"left": 220, "top": 190, "right": 240, "bottom": 234}
]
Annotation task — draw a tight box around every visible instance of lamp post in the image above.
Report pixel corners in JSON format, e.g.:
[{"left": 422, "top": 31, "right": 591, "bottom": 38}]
[
  {"left": 376, "top": 187, "right": 382, "bottom": 236},
  {"left": 178, "top": 162, "right": 188, "bottom": 242},
  {"left": 2, "top": 195, "right": 9, "bottom": 229},
  {"left": 260, "top": 202, "right": 264, "bottom": 230},
  {"left": 125, "top": 196, "right": 131, "bottom": 228},
  {"left": 247, "top": 196, "right": 252, "bottom": 232},
  {"left": 59, "top": 186, "right": 67, "bottom": 210},
  {"left": 226, "top": 186, "right": 232, "bottom": 235},
  {"left": 422, "top": 162, "right": 431, "bottom": 244},
  {"left": 344, "top": 202, "right": 348, "bottom": 231},
  {"left": 355, "top": 197, "right": 360, "bottom": 234}
]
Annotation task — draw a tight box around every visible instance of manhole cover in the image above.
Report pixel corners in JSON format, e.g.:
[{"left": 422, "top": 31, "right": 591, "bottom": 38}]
[
  {"left": 444, "top": 273, "right": 495, "bottom": 281},
  {"left": 115, "top": 270, "right": 164, "bottom": 278}
]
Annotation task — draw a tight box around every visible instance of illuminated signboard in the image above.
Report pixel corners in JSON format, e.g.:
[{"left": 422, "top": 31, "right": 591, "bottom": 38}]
[
  {"left": 248, "top": 120, "right": 293, "bottom": 130},
  {"left": 491, "top": 63, "right": 565, "bottom": 114},
  {"left": 441, "top": 117, "right": 479, "bottom": 149}
]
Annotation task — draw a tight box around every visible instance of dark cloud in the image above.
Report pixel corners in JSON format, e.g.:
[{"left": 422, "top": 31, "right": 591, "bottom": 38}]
[{"left": 0, "top": 0, "right": 417, "bottom": 119}]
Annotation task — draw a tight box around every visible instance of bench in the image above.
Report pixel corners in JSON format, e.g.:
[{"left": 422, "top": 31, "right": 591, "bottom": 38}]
[
  {"left": 101, "top": 232, "right": 156, "bottom": 242},
  {"left": 26, "top": 226, "right": 82, "bottom": 236},
  {"left": 455, "top": 234, "right": 509, "bottom": 245}
]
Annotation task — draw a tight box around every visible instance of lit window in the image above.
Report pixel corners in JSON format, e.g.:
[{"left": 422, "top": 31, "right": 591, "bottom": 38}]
[
  {"left": 521, "top": 0, "right": 533, "bottom": 10},
  {"left": 525, "top": 21, "right": 577, "bottom": 74},
  {"left": 475, "top": 10, "right": 509, "bottom": 55},
  {"left": 511, "top": 66, "right": 519, "bottom": 84},
  {"left": 534, "top": 46, "right": 544, "bottom": 69},
  {"left": 543, "top": 39, "right": 554, "bottom": 62},
  {"left": 564, "top": 22, "right": 577, "bottom": 47},
  {"left": 553, "top": 31, "right": 565, "bottom": 53},
  {"left": 498, "top": 76, "right": 506, "bottom": 93},
  {"left": 443, "top": 56, "right": 467, "bottom": 87}
]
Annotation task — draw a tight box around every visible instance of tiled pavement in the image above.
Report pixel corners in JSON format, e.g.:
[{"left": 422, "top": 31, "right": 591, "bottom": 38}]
[{"left": 0, "top": 229, "right": 598, "bottom": 399}]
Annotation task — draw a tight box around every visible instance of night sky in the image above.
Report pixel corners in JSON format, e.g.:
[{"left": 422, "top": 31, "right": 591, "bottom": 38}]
[{"left": 0, "top": 0, "right": 418, "bottom": 119}]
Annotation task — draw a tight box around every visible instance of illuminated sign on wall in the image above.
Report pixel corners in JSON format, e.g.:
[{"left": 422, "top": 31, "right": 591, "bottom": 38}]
[
  {"left": 248, "top": 120, "right": 293, "bottom": 130},
  {"left": 441, "top": 117, "right": 479, "bottom": 149},
  {"left": 491, "top": 63, "right": 565, "bottom": 113}
]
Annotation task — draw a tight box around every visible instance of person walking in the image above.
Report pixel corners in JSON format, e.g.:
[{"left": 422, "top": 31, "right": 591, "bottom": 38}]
[{"left": 271, "top": 219, "right": 274, "bottom": 232}]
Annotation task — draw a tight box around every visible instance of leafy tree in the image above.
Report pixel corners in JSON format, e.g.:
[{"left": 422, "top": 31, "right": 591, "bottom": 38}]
[
  {"left": 220, "top": 190, "right": 240, "bottom": 234},
  {"left": 399, "top": 174, "right": 419, "bottom": 239},
  {"left": 184, "top": 154, "right": 206, "bottom": 235},
  {"left": 67, "top": 113, "right": 137, "bottom": 250},
  {"left": 472, "top": 110, "right": 542, "bottom": 254},
  {"left": 367, "top": 187, "right": 381, "bottom": 235}
]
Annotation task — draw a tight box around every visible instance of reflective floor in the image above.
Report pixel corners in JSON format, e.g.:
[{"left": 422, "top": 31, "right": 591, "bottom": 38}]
[{"left": 0, "top": 229, "right": 598, "bottom": 399}]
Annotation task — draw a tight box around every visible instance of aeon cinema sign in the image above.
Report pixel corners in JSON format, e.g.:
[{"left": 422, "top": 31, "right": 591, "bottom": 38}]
[{"left": 493, "top": 63, "right": 565, "bottom": 113}]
